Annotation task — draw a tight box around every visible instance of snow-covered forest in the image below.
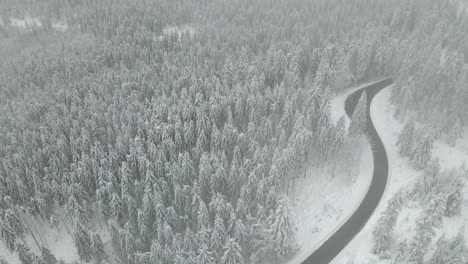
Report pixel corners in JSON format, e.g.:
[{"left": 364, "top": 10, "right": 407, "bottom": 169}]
[{"left": 0, "top": 0, "right": 467, "bottom": 264}]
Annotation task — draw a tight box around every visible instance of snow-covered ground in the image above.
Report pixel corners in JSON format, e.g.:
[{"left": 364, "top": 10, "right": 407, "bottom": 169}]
[
  {"left": 287, "top": 141, "right": 373, "bottom": 264},
  {"left": 9, "top": 17, "right": 42, "bottom": 28},
  {"left": 286, "top": 79, "right": 391, "bottom": 264},
  {"left": 158, "top": 24, "right": 196, "bottom": 41},
  {"left": 4, "top": 16, "right": 68, "bottom": 31},
  {"left": 1, "top": 217, "right": 110, "bottom": 264},
  {"left": 333, "top": 86, "right": 468, "bottom": 263}
]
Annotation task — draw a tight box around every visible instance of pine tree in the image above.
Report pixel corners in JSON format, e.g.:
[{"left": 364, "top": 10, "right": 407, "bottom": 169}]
[
  {"left": 409, "top": 211, "right": 436, "bottom": 263},
  {"left": 348, "top": 91, "right": 367, "bottom": 136},
  {"left": 444, "top": 170, "right": 464, "bottom": 217},
  {"left": 211, "top": 213, "right": 227, "bottom": 257},
  {"left": 271, "top": 197, "right": 297, "bottom": 255},
  {"left": 41, "top": 247, "right": 57, "bottom": 264},
  {"left": 196, "top": 246, "right": 215, "bottom": 264},
  {"left": 73, "top": 222, "right": 93, "bottom": 262},
  {"left": 410, "top": 130, "right": 433, "bottom": 170},
  {"left": 92, "top": 233, "right": 107, "bottom": 262},
  {"left": 16, "top": 242, "right": 35, "bottom": 264},
  {"left": 396, "top": 120, "right": 415, "bottom": 157},
  {"left": 430, "top": 227, "right": 466, "bottom": 264},
  {"left": 331, "top": 116, "right": 346, "bottom": 178},
  {"left": 447, "top": 119, "right": 463, "bottom": 147},
  {"left": 371, "top": 191, "right": 402, "bottom": 255},
  {"left": 220, "top": 238, "right": 244, "bottom": 264}
]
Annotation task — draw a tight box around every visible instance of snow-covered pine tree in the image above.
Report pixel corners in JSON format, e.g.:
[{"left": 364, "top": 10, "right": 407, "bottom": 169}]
[
  {"left": 409, "top": 210, "right": 437, "bottom": 263},
  {"left": 331, "top": 116, "right": 346, "bottom": 178},
  {"left": 41, "top": 247, "right": 57, "bottom": 264},
  {"left": 410, "top": 129, "right": 433, "bottom": 170},
  {"left": 196, "top": 246, "right": 215, "bottom": 264},
  {"left": 0, "top": 218, "right": 16, "bottom": 251},
  {"left": 211, "top": 213, "right": 227, "bottom": 258},
  {"left": 92, "top": 233, "right": 107, "bottom": 262},
  {"left": 447, "top": 119, "right": 463, "bottom": 147},
  {"left": 16, "top": 242, "right": 35, "bottom": 264},
  {"left": 220, "top": 238, "right": 244, "bottom": 264},
  {"left": 396, "top": 120, "right": 415, "bottom": 157},
  {"left": 430, "top": 227, "right": 466, "bottom": 264},
  {"left": 389, "top": 239, "right": 408, "bottom": 263},
  {"left": 425, "top": 195, "right": 446, "bottom": 229},
  {"left": 271, "top": 197, "right": 297, "bottom": 256},
  {"left": 73, "top": 222, "right": 93, "bottom": 262},
  {"left": 371, "top": 191, "right": 403, "bottom": 255},
  {"left": 349, "top": 91, "right": 367, "bottom": 137},
  {"left": 444, "top": 169, "right": 464, "bottom": 217},
  {"left": 232, "top": 218, "right": 248, "bottom": 250},
  {"left": 412, "top": 159, "right": 440, "bottom": 202}
]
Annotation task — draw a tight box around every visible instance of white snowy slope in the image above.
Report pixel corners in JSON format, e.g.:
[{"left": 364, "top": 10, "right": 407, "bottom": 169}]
[{"left": 333, "top": 86, "right": 468, "bottom": 264}]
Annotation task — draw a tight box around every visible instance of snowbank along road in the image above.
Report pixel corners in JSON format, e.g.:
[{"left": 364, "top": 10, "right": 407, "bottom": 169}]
[{"left": 301, "top": 78, "right": 393, "bottom": 264}]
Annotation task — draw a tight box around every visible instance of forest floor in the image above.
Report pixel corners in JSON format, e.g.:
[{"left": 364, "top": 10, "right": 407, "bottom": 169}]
[{"left": 333, "top": 86, "right": 468, "bottom": 263}]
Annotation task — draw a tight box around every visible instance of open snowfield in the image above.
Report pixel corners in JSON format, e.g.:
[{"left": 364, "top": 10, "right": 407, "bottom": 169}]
[{"left": 333, "top": 86, "right": 468, "bottom": 263}]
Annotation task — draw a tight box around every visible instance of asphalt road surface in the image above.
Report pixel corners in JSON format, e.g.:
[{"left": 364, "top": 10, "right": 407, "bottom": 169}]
[{"left": 301, "top": 78, "right": 393, "bottom": 264}]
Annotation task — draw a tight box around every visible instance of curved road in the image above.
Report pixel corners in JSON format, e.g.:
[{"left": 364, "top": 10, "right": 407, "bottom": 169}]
[{"left": 301, "top": 78, "right": 393, "bottom": 264}]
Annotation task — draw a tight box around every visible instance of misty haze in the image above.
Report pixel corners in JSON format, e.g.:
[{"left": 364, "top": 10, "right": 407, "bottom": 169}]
[{"left": 0, "top": 0, "right": 467, "bottom": 264}]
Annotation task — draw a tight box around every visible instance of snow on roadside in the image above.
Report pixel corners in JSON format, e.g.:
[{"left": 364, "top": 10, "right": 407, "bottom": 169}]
[
  {"left": 286, "top": 80, "right": 392, "bottom": 264},
  {"left": 287, "top": 141, "right": 373, "bottom": 264},
  {"left": 330, "top": 78, "right": 389, "bottom": 127},
  {"left": 333, "top": 86, "right": 468, "bottom": 263}
]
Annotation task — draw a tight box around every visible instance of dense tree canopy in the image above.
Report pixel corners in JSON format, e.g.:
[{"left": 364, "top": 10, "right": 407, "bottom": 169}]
[{"left": 0, "top": 0, "right": 466, "bottom": 263}]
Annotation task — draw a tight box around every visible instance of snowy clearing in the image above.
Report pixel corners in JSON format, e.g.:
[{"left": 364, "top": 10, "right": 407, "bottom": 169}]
[
  {"left": 6, "top": 16, "right": 68, "bottom": 32},
  {"left": 333, "top": 86, "right": 468, "bottom": 263},
  {"left": 9, "top": 17, "right": 42, "bottom": 28},
  {"left": 157, "top": 24, "right": 196, "bottom": 41},
  {"left": 1, "top": 217, "right": 111, "bottom": 264}
]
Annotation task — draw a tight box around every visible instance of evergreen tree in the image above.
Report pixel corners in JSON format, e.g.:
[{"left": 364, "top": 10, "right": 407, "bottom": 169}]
[
  {"left": 196, "top": 246, "right": 215, "bottom": 264},
  {"left": 92, "top": 233, "right": 107, "bottom": 262},
  {"left": 16, "top": 242, "right": 35, "bottom": 264},
  {"left": 430, "top": 227, "right": 466, "bottom": 264},
  {"left": 73, "top": 222, "right": 93, "bottom": 262},
  {"left": 41, "top": 247, "right": 57, "bottom": 264},
  {"left": 331, "top": 116, "right": 346, "bottom": 178},
  {"left": 410, "top": 130, "right": 433, "bottom": 170},
  {"left": 271, "top": 197, "right": 297, "bottom": 255},
  {"left": 372, "top": 191, "right": 402, "bottom": 255},
  {"left": 349, "top": 91, "right": 367, "bottom": 136},
  {"left": 447, "top": 119, "right": 463, "bottom": 147},
  {"left": 220, "top": 238, "right": 244, "bottom": 264},
  {"left": 211, "top": 213, "right": 227, "bottom": 257},
  {"left": 396, "top": 120, "right": 415, "bottom": 157}
]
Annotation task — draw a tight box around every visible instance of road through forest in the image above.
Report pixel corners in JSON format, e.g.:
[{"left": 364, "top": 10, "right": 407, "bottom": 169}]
[{"left": 301, "top": 78, "right": 393, "bottom": 264}]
